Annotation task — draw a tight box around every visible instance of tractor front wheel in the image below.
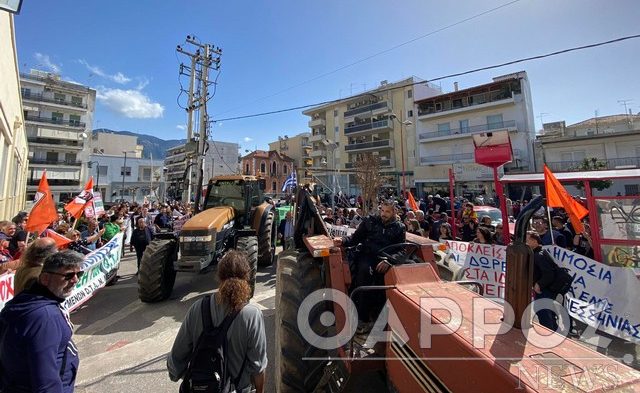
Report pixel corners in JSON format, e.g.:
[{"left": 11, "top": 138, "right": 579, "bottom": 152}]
[
  {"left": 138, "top": 239, "right": 177, "bottom": 303},
  {"left": 236, "top": 236, "right": 258, "bottom": 298}
]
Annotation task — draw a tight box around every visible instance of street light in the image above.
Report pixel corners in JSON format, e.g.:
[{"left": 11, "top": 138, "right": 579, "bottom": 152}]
[{"left": 390, "top": 113, "right": 412, "bottom": 197}]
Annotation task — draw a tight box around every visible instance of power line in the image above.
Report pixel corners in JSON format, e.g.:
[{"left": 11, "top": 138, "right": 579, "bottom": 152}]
[
  {"left": 214, "top": 0, "right": 524, "bottom": 116},
  {"left": 212, "top": 33, "right": 640, "bottom": 123}
]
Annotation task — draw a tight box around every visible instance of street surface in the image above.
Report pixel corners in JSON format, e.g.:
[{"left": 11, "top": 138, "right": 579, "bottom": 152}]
[{"left": 72, "top": 248, "right": 385, "bottom": 393}]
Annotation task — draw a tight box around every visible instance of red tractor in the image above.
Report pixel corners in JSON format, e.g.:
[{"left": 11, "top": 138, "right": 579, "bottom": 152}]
[{"left": 275, "top": 186, "right": 640, "bottom": 392}]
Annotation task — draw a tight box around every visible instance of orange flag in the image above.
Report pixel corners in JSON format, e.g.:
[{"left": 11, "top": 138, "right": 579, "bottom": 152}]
[
  {"left": 64, "top": 177, "right": 94, "bottom": 219},
  {"left": 543, "top": 165, "right": 589, "bottom": 234},
  {"left": 45, "top": 229, "right": 72, "bottom": 248},
  {"left": 25, "top": 170, "right": 59, "bottom": 234},
  {"left": 407, "top": 191, "right": 419, "bottom": 211}
]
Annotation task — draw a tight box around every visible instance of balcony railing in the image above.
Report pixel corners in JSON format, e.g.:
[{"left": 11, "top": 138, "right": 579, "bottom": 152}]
[
  {"left": 20, "top": 72, "right": 90, "bottom": 92},
  {"left": 27, "top": 137, "right": 83, "bottom": 148},
  {"left": 344, "top": 101, "right": 389, "bottom": 118},
  {"left": 344, "top": 139, "right": 392, "bottom": 151},
  {"left": 420, "top": 153, "right": 474, "bottom": 164},
  {"left": 418, "top": 90, "right": 514, "bottom": 117},
  {"left": 22, "top": 92, "right": 87, "bottom": 109},
  {"left": 419, "top": 120, "right": 517, "bottom": 140},
  {"left": 344, "top": 119, "right": 390, "bottom": 135},
  {"left": 25, "top": 115, "right": 86, "bottom": 128},
  {"left": 29, "top": 158, "right": 82, "bottom": 167},
  {"left": 28, "top": 179, "right": 80, "bottom": 186},
  {"left": 345, "top": 158, "right": 392, "bottom": 169},
  {"left": 545, "top": 157, "right": 640, "bottom": 172}
]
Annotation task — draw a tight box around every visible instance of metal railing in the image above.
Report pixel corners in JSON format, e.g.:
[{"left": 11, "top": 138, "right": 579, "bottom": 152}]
[
  {"left": 419, "top": 120, "right": 516, "bottom": 140},
  {"left": 545, "top": 157, "right": 640, "bottom": 172},
  {"left": 344, "top": 101, "right": 389, "bottom": 118},
  {"left": 29, "top": 158, "right": 82, "bottom": 166},
  {"left": 27, "top": 137, "right": 82, "bottom": 147},
  {"left": 345, "top": 158, "right": 392, "bottom": 168},
  {"left": 22, "top": 92, "right": 87, "bottom": 109},
  {"left": 344, "top": 119, "right": 390, "bottom": 135},
  {"left": 344, "top": 139, "right": 391, "bottom": 151},
  {"left": 24, "top": 115, "right": 86, "bottom": 128},
  {"left": 28, "top": 179, "right": 80, "bottom": 186},
  {"left": 418, "top": 90, "right": 514, "bottom": 116},
  {"left": 420, "top": 153, "right": 474, "bottom": 164},
  {"left": 20, "top": 72, "right": 91, "bottom": 92}
]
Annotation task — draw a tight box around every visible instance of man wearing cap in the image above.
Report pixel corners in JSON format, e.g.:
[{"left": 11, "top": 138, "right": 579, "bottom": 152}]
[{"left": 0, "top": 250, "right": 83, "bottom": 392}]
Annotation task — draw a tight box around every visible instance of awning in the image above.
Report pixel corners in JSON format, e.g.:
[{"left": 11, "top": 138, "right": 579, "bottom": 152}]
[{"left": 501, "top": 168, "right": 640, "bottom": 183}]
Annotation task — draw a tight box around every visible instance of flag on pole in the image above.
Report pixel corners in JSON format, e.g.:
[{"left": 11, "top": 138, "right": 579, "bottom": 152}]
[
  {"left": 281, "top": 171, "right": 297, "bottom": 192},
  {"left": 65, "top": 177, "right": 94, "bottom": 219},
  {"left": 44, "top": 229, "right": 72, "bottom": 248},
  {"left": 25, "top": 170, "right": 59, "bottom": 233},
  {"left": 543, "top": 165, "right": 589, "bottom": 234},
  {"left": 407, "top": 191, "right": 419, "bottom": 211}
]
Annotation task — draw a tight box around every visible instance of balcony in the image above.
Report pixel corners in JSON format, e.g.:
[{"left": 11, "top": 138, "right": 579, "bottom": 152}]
[
  {"left": 345, "top": 158, "right": 392, "bottom": 169},
  {"left": 418, "top": 120, "right": 517, "bottom": 141},
  {"left": 310, "top": 150, "right": 326, "bottom": 158},
  {"left": 418, "top": 90, "right": 515, "bottom": 119},
  {"left": 344, "top": 139, "right": 393, "bottom": 152},
  {"left": 308, "top": 118, "right": 326, "bottom": 128},
  {"left": 20, "top": 72, "right": 90, "bottom": 92},
  {"left": 344, "top": 119, "right": 391, "bottom": 135},
  {"left": 25, "top": 115, "right": 86, "bottom": 129},
  {"left": 309, "top": 132, "right": 326, "bottom": 142},
  {"left": 420, "top": 153, "right": 474, "bottom": 164},
  {"left": 22, "top": 91, "right": 87, "bottom": 109},
  {"left": 28, "top": 179, "right": 80, "bottom": 187},
  {"left": 344, "top": 101, "right": 390, "bottom": 118},
  {"left": 27, "top": 137, "right": 83, "bottom": 149},
  {"left": 545, "top": 157, "right": 640, "bottom": 172},
  {"left": 30, "top": 158, "right": 82, "bottom": 167}
]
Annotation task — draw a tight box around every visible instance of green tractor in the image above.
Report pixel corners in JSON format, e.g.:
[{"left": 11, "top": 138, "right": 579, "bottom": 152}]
[{"left": 138, "top": 175, "right": 276, "bottom": 303}]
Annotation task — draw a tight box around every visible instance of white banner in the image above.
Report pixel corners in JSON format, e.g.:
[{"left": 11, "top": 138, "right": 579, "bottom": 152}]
[
  {"left": 0, "top": 233, "right": 123, "bottom": 312},
  {"left": 441, "top": 240, "right": 640, "bottom": 344}
]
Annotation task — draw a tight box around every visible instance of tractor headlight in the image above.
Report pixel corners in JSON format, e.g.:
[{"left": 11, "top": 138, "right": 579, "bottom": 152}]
[{"left": 180, "top": 235, "right": 213, "bottom": 242}]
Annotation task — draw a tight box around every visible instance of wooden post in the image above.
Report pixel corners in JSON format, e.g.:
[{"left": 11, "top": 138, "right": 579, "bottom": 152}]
[{"left": 504, "top": 241, "right": 534, "bottom": 329}]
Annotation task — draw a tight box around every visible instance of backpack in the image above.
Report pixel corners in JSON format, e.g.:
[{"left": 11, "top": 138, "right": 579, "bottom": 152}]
[
  {"left": 180, "top": 295, "right": 247, "bottom": 393},
  {"left": 543, "top": 250, "right": 574, "bottom": 295}
]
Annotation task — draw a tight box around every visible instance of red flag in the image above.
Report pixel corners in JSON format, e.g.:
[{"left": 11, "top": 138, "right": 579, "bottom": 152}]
[
  {"left": 543, "top": 165, "right": 589, "bottom": 234},
  {"left": 407, "top": 191, "right": 419, "bottom": 211},
  {"left": 64, "top": 177, "right": 94, "bottom": 219},
  {"left": 45, "top": 229, "right": 72, "bottom": 248},
  {"left": 25, "top": 170, "right": 59, "bottom": 234}
]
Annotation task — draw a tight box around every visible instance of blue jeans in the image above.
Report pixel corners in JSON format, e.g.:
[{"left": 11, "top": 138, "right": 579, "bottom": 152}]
[{"left": 534, "top": 288, "right": 559, "bottom": 331}]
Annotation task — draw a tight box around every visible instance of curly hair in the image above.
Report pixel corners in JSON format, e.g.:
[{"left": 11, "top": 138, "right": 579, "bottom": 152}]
[{"left": 216, "top": 250, "right": 251, "bottom": 312}]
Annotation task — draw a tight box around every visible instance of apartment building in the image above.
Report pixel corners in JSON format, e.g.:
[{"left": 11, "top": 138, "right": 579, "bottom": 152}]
[
  {"left": 303, "top": 77, "right": 441, "bottom": 196},
  {"left": 90, "top": 131, "right": 144, "bottom": 157},
  {"left": 537, "top": 114, "right": 640, "bottom": 196},
  {"left": 413, "top": 71, "right": 536, "bottom": 199},
  {"left": 268, "top": 132, "right": 312, "bottom": 179},
  {"left": 241, "top": 150, "right": 295, "bottom": 195},
  {"left": 0, "top": 11, "right": 28, "bottom": 218},
  {"left": 164, "top": 140, "right": 239, "bottom": 199},
  {"left": 21, "top": 70, "right": 96, "bottom": 203}
]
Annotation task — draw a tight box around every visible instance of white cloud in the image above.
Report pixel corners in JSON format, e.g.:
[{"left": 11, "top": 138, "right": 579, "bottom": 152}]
[
  {"left": 176, "top": 125, "right": 186, "bottom": 130},
  {"left": 243, "top": 137, "right": 253, "bottom": 142},
  {"left": 34, "top": 53, "right": 61, "bottom": 73},
  {"left": 97, "top": 87, "right": 164, "bottom": 119},
  {"left": 135, "top": 77, "right": 150, "bottom": 90},
  {"left": 79, "top": 59, "right": 131, "bottom": 84}
]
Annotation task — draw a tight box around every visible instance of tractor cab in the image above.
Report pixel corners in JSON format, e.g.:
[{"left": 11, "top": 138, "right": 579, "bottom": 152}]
[{"left": 203, "top": 175, "right": 265, "bottom": 227}]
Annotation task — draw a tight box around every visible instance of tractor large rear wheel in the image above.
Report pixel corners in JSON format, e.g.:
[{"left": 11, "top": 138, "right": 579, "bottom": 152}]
[
  {"left": 237, "top": 236, "right": 258, "bottom": 298},
  {"left": 138, "top": 239, "right": 177, "bottom": 303},
  {"left": 258, "top": 211, "right": 275, "bottom": 267},
  {"left": 275, "top": 250, "right": 329, "bottom": 392}
]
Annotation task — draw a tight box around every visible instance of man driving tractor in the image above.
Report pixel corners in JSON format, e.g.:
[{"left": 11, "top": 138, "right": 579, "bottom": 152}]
[{"left": 333, "top": 200, "right": 406, "bottom": 331}]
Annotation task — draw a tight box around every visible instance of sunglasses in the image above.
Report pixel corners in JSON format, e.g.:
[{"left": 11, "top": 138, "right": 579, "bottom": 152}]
[{"left": 45, "top": 271, "right": 84, "bottom": 281}]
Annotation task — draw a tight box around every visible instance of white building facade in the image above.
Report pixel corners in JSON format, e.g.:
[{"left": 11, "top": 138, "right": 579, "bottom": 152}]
[{"left": 413, "top": 71, "right": 536, "bottom": 200}]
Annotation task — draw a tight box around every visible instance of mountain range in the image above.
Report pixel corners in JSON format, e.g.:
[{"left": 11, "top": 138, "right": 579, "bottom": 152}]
[{"left": 93, "top": 128, "right": 185, "bottom": 159}]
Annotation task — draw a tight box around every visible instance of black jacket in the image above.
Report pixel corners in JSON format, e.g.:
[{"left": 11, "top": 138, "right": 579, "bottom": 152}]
[
  {"left": 532, "top": 246, "right": 556, "bottom": 290},
  {"left": 343, "top": 215, "right": 405, "bottom": 259}
]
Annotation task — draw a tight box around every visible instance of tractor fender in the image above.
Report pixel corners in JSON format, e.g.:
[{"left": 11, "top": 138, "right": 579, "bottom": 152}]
[{"left": 251, "top": 202, "right": 273, "bottom": 232}]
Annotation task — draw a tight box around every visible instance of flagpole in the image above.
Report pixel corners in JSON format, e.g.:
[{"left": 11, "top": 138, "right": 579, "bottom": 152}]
[{"left": 543, "top": 169, "right": 556, "bottom": 246}]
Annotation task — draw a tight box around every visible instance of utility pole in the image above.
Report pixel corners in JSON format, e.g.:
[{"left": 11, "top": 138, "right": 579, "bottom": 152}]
[
  {"left": 176, "top": 36, "right": 222, "bottom": 212},
  {"left": 618, "top": 99, "right": 633, "bottom": 128}
]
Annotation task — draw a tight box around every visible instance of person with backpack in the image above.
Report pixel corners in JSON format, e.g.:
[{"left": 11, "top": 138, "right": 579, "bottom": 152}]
[
  {"left": 526, "top": 230, "right": 562, "bottom": 331},
  {"left": 167, "top": 250, "right": 267, "bottom": 393}
]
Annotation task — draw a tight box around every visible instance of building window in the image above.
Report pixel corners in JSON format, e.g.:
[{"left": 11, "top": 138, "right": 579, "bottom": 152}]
[
  {"left": 486, "top": 114, "right": 504, "bottom": 129},
  {"left": 0, "top": 143, "right": 8, "bottom": 196},
  {"left": 272, "top": 181, "right": 276, "bottom": 191},
  {"left": 407, "top": 110, "right": 413, "bottom": 118},
  {"left": 54, "top": 93, "right": 66, "bottom": 103},
  {"left": 98, "top": 165, "right": 108, "bottom": 176},
  {"left": 260, "top": 162, "right": 266, "bottom": 173},
  {"left": 271, "top": 161, "right": 277, "bottom": 175},
  {"left": 65, "top": 153, "right": 77, "bottom": 164},
  {"left": 407, "top": 90, "right": 413, "bottom": 99},
  {"left": 121, "top": 166, "right": 132, "bottom": 176},
  {"left": 333, "top": 110, "right": 338, "bottom": 117},
  {"left": 21, "top": 88, "right": 31, "bottom": 97},
  {"left": 142, "top": 168, "right": 152, "bottom": 181},
  {"left": 52, "top": 112, "right": 64, "bottom": 122},
  {"left": 437, "top": 123, "right": 450, "bottom": 135},
  {"left": 625, "top": 184, "right": 639, "bottom": 196},
  {"left": 283, "top": 165, "right": 288, "bottom": 174},
  {"left": 46, "top": 151, "right": 59, "bottom": 162},
  {"left": 71, "top": 96, "right": 83, "bottom": 106},
  {"left": 69, "top": 114, "right": 81, "bottom": 126},
  {"left": 245, "top": 163, "right": 250, "bottom": 174},
  {"left": 459, "top": 119, "right": 469, "bottom": 134}
]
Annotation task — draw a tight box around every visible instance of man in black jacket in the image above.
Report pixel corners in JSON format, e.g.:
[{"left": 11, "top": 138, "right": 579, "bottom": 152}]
[
  {"left": 334, "top": 200, "right": 406, "bottom": 325},
  {"left": 526, "top": 231, "right": 559, "bottom": 331}
]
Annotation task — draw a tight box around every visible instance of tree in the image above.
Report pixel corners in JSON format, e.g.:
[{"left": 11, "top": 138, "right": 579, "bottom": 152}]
[
  {"left": 573, "top": 157, "right": 612, "bottom": 192},
  {"left": 353, "top": 154, "right": 384, "bottom": 215}
]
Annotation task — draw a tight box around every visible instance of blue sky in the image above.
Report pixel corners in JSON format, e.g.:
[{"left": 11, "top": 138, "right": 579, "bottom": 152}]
[{"left": 14, "top": 0, "right": 640, "bottom": 152}]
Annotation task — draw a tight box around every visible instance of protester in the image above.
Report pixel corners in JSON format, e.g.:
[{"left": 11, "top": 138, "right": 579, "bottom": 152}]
[
  {"left": 168, "top": 250, "right": 267, "bottom": 393},
  {"left": 65, "top": 229, "right": 92, "bottom": 255},
  {"left": 438, "top": 223, "right": 454, "bottom": 240},
  {"left": 102, "top": 214, "right": 122, "bottom": 242},
  {"left": 552, "top": 216, "right": 574, "bottom": 249},
  {"left": 573, "top": 223, "right": 594, "bottom": 258},
  {"left": 407, "top": 219, "right": 423, "bottom": 236},
  {"left": 532, "top": 216, "right": 567, "bottom": 248},
  {"left": 0, "top": 250, "right": 83, "bottom": 392},
  {"left": 154, "top": 206, "right": 173, "bottom": 231},
  {"left": 130, "top": 217, "right": 153, "bottom": 273},
  {"left": 494, "top": 223, "right": 506, "bottom": 245},
  {"left": 473, "top": 226, "right": 494, "bottom": 244},
  {"left": 81, "top": 219, "right": 105, "bottom": 251},
  {"left": 0, "top": 233, "right": 12, "bottom": 265},
  {"left": 8, "top": 213, "right": 28, "bottom": 259},
  {"left": 526, "top": 231, "right": 560, "bottom": 331},
  {"left": 13, "top": 237, "right": 58, "bottom": 295}
]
